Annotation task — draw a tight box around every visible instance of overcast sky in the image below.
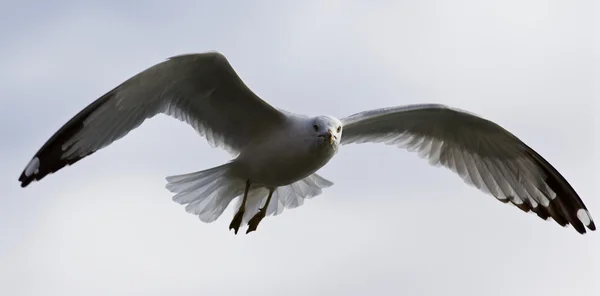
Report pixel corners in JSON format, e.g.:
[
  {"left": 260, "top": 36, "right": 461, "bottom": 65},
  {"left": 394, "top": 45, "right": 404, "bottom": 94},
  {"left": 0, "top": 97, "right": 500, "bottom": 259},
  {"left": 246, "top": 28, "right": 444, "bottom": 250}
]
[{"left": 1, "top": 1, "right": 598, "bottom": 295}]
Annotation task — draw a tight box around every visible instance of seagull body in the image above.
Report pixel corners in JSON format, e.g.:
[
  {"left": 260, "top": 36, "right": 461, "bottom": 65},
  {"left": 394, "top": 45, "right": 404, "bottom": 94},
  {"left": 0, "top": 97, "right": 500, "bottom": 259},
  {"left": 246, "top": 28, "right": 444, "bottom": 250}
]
[
  {"left": 19, "top": 51, "right": 595, "bottom": 234},
  {"left": 232, "top": 114, "right": 340, "bottom": 188}
]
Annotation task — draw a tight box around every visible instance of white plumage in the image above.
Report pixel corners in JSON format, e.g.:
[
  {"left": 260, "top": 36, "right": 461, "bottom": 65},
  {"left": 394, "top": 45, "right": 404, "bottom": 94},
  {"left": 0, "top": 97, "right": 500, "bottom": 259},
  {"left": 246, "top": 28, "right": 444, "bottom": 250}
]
[{"left": 19, "top": 51, "right": 595, "bottom": 235}]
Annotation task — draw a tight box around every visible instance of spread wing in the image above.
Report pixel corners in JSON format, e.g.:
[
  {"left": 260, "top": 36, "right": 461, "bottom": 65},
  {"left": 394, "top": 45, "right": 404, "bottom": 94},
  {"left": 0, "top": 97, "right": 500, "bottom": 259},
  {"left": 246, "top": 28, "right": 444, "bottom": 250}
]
[
  {"left": 340, "top": 103, "right": 595, "bottom": 234},
  {"left": 19, "top": 52, "right": 287, "bottom": 187}
]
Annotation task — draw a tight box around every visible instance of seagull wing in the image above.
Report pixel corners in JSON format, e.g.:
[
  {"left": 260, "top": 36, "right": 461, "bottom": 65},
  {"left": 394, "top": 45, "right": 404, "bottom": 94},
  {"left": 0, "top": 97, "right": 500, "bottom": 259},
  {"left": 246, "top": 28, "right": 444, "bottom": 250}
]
[
  {"left": 340, "top": 103, "right": 595, "bottom": 234},
  {"left": 19, "top": 52, "right": 287, "bottom": 187}
]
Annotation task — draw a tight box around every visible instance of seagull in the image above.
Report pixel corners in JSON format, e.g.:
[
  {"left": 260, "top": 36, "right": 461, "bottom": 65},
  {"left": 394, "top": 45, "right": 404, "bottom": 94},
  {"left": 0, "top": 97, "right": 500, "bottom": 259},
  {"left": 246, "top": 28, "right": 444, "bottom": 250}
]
[{"left": 19, "top": 51, "right": 595, "bottom": 235}]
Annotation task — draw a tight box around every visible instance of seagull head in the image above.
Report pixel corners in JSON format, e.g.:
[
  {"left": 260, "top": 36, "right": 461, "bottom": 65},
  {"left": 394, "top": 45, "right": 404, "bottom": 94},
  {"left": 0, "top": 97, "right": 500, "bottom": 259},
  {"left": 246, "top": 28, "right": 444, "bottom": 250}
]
[{"left": 311, "top": 115, "right": 343, "bottom": 149}]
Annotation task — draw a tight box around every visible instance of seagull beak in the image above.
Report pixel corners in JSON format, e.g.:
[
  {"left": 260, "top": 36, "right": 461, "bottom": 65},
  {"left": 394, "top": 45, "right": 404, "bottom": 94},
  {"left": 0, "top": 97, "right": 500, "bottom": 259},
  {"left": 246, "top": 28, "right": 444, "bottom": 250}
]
[
  {"left": 327, "top": 130, "right": 334, "bottom": 145},
  {"left": 319, "top": 130, "right": 337, "bottom": 145}
]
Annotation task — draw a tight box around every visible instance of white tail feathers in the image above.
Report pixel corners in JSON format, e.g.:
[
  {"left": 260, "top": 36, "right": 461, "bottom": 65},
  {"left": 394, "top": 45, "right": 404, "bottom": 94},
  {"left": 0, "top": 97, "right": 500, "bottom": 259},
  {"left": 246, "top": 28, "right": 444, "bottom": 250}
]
[
  {"left": 165, "top": 164, "right": 244, "bottom": 223},
  {"left": 236, "top": 173, "right": 334, "bottom": 225},
  {"left": 165, "top": 164, "right": 334, "bottom": 224}
]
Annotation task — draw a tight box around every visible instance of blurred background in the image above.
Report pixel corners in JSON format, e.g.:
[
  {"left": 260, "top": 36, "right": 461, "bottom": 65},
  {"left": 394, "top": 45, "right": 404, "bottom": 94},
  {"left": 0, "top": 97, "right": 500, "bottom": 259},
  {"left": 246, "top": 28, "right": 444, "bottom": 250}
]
[{"left": 0, "top": 0, "right": 598, "bottom": 295}]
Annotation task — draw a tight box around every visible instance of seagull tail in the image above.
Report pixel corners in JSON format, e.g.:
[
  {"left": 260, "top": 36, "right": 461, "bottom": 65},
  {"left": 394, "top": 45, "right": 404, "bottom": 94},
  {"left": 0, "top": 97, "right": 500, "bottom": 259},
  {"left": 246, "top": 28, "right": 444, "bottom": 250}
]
[
  {"left": 165, "top": 163, "right": 245, "bottom": 223},
  {"left": 236, "top": 172, "right": 335, "bottom": 225}
]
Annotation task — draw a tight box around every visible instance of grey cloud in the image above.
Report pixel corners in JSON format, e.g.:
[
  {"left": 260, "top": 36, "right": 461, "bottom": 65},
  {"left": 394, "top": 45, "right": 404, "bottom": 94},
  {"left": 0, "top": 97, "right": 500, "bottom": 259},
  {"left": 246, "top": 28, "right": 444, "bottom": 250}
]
[{"left": 1, "top": 1, "right": 598, "bottom": 296}]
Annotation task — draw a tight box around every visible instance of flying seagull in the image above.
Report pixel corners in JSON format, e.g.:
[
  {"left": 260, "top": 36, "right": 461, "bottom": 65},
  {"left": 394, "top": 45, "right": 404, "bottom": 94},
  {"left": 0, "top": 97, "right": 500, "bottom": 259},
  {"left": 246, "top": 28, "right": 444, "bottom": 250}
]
[{"left": 18, "top": 51, "right": 595, "bottom": 235}]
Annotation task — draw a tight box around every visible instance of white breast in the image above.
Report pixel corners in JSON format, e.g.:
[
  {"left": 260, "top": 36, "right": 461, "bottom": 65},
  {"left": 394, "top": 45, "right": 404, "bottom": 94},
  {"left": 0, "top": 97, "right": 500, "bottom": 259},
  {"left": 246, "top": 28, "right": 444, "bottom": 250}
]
[{"left": 231, "top": 118, "right": 336, "bottom": 187}]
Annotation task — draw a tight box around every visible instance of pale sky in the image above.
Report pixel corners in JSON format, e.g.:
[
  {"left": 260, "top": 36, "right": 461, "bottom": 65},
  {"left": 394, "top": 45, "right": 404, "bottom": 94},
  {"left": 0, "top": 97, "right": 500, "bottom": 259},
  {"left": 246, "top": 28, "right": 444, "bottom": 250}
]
[{"left": 1, "top": 1, "right": 598, "bottom": 295}]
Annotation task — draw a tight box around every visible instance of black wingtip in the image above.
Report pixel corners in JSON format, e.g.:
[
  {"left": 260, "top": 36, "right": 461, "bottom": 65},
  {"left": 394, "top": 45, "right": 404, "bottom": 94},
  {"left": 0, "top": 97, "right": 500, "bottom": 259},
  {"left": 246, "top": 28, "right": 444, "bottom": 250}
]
[
  {"left": 19, "top": 177, "right": 32, "bottom": 188},
  {"left": 18, "top": 153, "right": 91, "bottom": 189},
  {"left": 571, "top": 220, "right": 586, "bottom": 235},
  {"left": 506, "top": 137, "right": 597, "bottom": 235},
  {"left": 18, "top": 156, "right": 39, "bottom": 188},
  {"left": 19, "top": 170, "right": 39, "bottom": 188},
  {"left": 490, "top": 149, "right": 593, "bottom": 235},
  {"left": 18, "top": 91, "right": 113, "bottom": 189}
]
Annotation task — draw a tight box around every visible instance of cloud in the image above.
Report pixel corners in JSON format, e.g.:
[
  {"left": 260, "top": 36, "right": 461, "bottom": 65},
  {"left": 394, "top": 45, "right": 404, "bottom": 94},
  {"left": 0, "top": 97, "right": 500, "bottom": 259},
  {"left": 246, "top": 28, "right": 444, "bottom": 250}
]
[{"left": 1, "top": 1, "right": 598, "bottom": 296}]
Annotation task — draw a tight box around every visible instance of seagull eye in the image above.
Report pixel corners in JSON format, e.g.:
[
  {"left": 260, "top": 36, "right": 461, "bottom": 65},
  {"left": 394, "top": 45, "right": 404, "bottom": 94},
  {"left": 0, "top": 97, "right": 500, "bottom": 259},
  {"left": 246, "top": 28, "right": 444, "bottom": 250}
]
[
  {"left": 337, "top": 126, "right": 341, "bottom": 133},
  {"left": 313, "top": 124, "right": 319, "bottom": 131}
]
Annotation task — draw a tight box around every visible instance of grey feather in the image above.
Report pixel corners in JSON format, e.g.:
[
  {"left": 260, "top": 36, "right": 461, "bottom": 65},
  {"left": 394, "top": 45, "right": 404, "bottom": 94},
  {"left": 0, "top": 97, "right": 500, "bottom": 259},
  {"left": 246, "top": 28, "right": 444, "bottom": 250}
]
[{"left": 341, "top": 103, "right": 595, "bottom": 233}]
